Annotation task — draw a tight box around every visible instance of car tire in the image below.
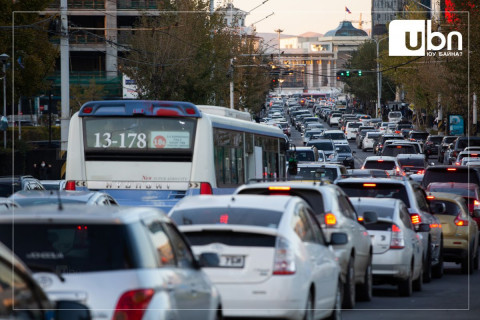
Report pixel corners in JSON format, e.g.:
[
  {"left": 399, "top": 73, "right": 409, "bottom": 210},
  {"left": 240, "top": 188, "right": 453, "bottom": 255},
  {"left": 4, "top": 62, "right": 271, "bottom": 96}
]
[
  {"left": 326, "top": 279, "right": 342, "bottom": 320},
  {"left": 356, "top": 256, "right": 372, "bottom": 302},
  {"left": 413, "top": 262, "right": 423, "bottom": 292},
  {"left": 303, "top": 290, "right": 315, "bottom": 320},
  {"left": 423, "top": 242, "right": 432, "bottom": 283},
  {"left": 461, "top": 243, "right": 475, "bottom": 274},
  {"left": 342, "top": 257, "right": 356, "bottom": 309},
  {"left": 214, "top": 307, "right": 223, "bottom": 320},
  {"left": 398, "top": 266, "right": 413, "bottom": 297},
  {"left": 432, "top": 240, "right": 444, "bottom": 279}
]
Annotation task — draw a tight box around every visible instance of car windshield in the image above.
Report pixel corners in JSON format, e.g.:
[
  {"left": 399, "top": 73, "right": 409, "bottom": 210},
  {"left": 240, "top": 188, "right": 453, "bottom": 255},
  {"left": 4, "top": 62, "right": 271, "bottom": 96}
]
[
  {"left": 0, "top": 223, "right": 137, "bottom": 272},
  {"left": 389, "top": 112, "right": 402, "bottom": 118},
  {"left": 337, "top": 183, "right": 410, "bottom": 207},
  {"left": 364, "top": 160, "right": 396, "bottom": 170},
  {"left": 289, "top": 167, "right": 338, "bottom": 181},
  {"left": 429, "top": 136, "right": 443, "bottom": 143},
  {"left": 170, "top": 208, "right": 282, "bottom": 228}
]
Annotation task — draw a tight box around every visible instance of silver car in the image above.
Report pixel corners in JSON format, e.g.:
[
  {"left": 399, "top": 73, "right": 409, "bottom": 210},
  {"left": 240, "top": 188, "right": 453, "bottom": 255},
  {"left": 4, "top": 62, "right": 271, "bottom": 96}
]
[
  {"left": 9, "top": 190, "right": 119, "bottom": 207},
  {"left": 0, "top": 205, "right": 222, "bottom": 320},
  {"left": 351, "top": 198, "right": 425, "bottom": 296}
]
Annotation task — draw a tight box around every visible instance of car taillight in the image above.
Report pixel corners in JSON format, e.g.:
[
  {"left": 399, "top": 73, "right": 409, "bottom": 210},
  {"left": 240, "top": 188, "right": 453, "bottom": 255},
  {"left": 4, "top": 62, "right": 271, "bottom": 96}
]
[
  {"left": 390, "top": 224, "right": 405, "bottom": 249},
  {"left": 454, "top": 214, "right": 469, "bottom": 226},
  {"left": 65, "top": 180, "right": 76, "bottom": 190},
  {"left": 324, "top": 212, "right": 337, "bottom": 226},
  {"left": 410, "top": 213, "right": 421, "bottom": 225},
  {"left": 273, "top": 237, "right": 296, "bottom": 275},
  {"left": 200, "top": 182, "right": 213, "bottom": 195},
  {"left": 417, "top": 170, "right": 425, "bottom": 174},
  {"left": 474, "top": 200, "right": 480, "bottom": 207},
  {"left": 426, "top": 141, "right": 433, "bottom": 145},
  {"left": 113, "top": 288, "right": 155, "bottom": 320}
]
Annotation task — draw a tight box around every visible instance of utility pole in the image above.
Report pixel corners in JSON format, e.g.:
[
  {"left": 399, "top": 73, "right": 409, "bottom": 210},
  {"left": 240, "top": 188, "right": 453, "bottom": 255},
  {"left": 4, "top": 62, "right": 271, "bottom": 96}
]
[
  {"left": 60, "top": 0, "right": 70, "bottom": 151},
  {"left": 375, "top": 36, "right": 387, "bottom": 119},
  {"left": 229, "top": 58, "right": 234, "bottom": 109},
  {"left": 274, "top": 28, "right": 283, "bottom": 61}
]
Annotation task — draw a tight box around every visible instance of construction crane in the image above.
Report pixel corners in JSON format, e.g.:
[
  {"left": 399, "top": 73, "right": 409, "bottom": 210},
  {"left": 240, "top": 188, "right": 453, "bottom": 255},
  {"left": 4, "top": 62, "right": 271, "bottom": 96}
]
[{"left": 349, "top": 13, "right": 370, "bottom": 29}]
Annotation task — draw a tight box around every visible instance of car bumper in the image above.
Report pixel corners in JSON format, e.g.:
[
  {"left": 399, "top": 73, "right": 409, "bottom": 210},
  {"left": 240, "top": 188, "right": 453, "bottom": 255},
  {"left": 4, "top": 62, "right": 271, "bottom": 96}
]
[
  {"left": 371, "top": 249, "right": 411, "bottom": 281},
  {"left": 216, "top": 278, "right": 307, "bottom": 319},
  {"left": 443, "top": 238, "right": 469, "bottom": 261}
]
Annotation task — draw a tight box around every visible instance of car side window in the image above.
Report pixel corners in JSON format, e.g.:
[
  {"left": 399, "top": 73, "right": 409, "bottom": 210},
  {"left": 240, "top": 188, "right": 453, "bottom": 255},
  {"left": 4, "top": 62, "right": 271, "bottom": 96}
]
[
  {"left": 400, "top": 206, "right": 414, "bottom": 230},
  {"left": 305, "top": 208, "right": 326, "bottom": 245},
  {"left": 293, "top": 204, "right": 316, "bottom": 243},
  {"left": 144, "top": 220, "right": 176, "bottom": 267},
  {"left": 163, "top": 223, "right": 196, "bottom": 269},
  {"left": 414, "top": 187, "right": 430, "bottom": 212},
  {"left": 337, "top": 191, "right": 356, "bottom": 220}
]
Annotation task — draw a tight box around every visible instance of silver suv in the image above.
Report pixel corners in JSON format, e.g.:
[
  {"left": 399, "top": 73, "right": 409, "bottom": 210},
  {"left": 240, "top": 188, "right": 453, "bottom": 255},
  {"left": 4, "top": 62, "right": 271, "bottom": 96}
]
[{"left": 0, "top": 205, "right": 222, "bottom": 320}]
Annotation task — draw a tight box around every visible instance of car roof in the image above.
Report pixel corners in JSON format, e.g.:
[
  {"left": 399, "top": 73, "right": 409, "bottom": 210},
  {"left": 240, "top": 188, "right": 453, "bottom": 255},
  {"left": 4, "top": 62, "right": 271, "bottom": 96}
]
[
  {"left": 364, "top": 156, "right": 398, "bottom": 161},
  {"left": 172, "top": 194, "right": 298, "bottom": 212},
  {"left": 396, "top": 154, "right": 425, "bottom": 159},
  {"left": 0, "top": 204, "right": 168, "bottom": 224},
  {"left": 336, "top": 177, "right": 407, "bottom": 185},
  {"left": 10, "top": 190, "right": 107, "bottom": 201},
  {"left": 296, "top": 162, "right": 343, "bottom": 168},
  {"left": 426, "top": 192, "right": 466, "bottom": 204},
  {"left": 426, "top": 182, "right": 478, "bottom": 189}
]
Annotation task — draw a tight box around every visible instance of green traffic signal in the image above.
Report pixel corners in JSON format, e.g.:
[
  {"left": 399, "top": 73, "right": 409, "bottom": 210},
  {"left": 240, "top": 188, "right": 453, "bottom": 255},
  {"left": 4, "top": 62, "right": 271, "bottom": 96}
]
[
  {"left": 358, "top": 70, "right": 362, "bottom": 76},
  {"left": 346, "top": 70, "right": 350, "bottom": 77}
]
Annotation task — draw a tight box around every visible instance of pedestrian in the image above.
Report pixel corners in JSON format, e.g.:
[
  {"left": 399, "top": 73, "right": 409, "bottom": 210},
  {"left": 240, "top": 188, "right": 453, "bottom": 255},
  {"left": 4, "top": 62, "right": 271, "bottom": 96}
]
[{"left": 38, "top": 160, "right": 51, "bottom": 180}]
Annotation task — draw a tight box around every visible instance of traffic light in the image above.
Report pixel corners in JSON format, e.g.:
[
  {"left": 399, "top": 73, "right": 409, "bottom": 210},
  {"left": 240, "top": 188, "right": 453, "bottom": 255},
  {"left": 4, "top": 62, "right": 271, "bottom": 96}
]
[
  {"left": 345, "top": 70, "right": 350, "bottom": 77},
  {"left": 336, "top": 70, "right": 346, "bottom": 81},
  {"left": 358, "top": 70, "right": 362, "bottom": 76}
]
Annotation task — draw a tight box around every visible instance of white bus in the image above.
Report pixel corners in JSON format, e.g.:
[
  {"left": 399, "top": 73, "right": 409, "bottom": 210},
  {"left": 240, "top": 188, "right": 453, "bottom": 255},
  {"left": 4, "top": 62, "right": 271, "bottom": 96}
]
[{"left": 65, "top": 101, "right": 287, "bottom": 211}]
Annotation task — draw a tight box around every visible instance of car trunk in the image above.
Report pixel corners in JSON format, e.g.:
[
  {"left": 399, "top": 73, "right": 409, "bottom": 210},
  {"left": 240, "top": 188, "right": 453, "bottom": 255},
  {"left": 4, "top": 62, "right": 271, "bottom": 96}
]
[{"left": 365, "top": 221, "right": 393, "bottom": 254}]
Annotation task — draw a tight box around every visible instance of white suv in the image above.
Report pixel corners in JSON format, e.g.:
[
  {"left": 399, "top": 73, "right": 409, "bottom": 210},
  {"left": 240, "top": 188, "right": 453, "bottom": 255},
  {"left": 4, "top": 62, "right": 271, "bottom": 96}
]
[
  {"left": 0, "top": 205, "right": 222, "bottom": 320},
  {"left": 388, "top": 111, "right": 403, "bottom": 123}
]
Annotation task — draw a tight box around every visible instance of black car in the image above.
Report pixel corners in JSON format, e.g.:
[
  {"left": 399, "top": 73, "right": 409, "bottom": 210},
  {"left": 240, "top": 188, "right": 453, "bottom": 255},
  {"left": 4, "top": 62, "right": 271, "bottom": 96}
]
[
  {"left": 335, "top": 144, "right": 356, "bottom": 169},
  {"left": 0, "top": 175, "right": 45, "bottom": 197},
  {"left": 438, "top": 136, "right": 458, "bottom": 163},
  {"left": 423, "top": 135, "right": 444, "bottom": 159},
  {"left": 446, "top": 136, "right": 480, "bottom": 165}
]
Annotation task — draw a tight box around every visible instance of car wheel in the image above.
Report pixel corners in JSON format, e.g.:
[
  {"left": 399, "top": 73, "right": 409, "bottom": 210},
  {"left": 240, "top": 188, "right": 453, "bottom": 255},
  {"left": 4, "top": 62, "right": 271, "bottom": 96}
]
[
  {"left": 326, "top": 279, "right": 342, "bottom": 320},
  {"left": 342, "top": 257, "right": 356, "bottom": 309},
  {"left": 461, "top": 243, "right": 475, "bottom": 274},
  {"left": 356, "top": 256, "right": 372, "bottom": 301},
  {"left": 214, "top": 307, "right": 223, "bottom": 320},
  {"left": 432, "top": 239, "right": 444, "bottom": 279},
  {"left": 413, "top": 262, "right": 423, "bottom": 292},
  {"left": 423, "top": 242, "right": 432, "bottom": 283},
  {"left": 398, "top": 266, "right": 413, "bottom": 297},
  {"left": 303, "top": 290, "right": 314, "bottom": 320}
]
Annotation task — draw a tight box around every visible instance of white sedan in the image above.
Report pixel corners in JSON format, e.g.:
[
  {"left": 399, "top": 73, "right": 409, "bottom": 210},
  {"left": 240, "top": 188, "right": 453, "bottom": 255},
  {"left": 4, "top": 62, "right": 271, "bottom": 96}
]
[{"left": 169, "top": 195, "right": 345, "bottom": 320}]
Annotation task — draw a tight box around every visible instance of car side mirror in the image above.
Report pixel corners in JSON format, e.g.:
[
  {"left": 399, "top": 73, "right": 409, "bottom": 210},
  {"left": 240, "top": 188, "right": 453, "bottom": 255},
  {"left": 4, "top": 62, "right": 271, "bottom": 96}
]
[
  {"left": 473, "top": 209, "right": 480, "bottom": 219},
  {"left": 55, "top": 301, "right": 91, "bottom": 320},
  {"left": 329, "top": 232, "right": 348, "bottom": 246},
  {"left": 362, "top": 211, "right": 378, "bottom": 224},
  {"left": 415, "top": 223, "right": 431, "bottom": 232},
  {"left": 197, "top": 252, "right": 220, "bottom": 268},
  {"left": 430, "top": 202, "right": 446, "bottom": 215}
]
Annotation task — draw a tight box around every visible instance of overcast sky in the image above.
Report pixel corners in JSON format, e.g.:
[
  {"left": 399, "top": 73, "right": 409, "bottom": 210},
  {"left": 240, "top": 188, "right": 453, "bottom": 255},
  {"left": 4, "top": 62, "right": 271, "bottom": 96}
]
[{"left": 232, "top": 0, "right": 372, "bottom": 35}]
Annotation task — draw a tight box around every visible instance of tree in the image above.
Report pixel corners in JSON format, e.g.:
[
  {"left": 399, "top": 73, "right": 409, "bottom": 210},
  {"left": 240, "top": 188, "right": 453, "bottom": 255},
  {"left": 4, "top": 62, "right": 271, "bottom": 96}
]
[
  {"left": 0, "top": 0, "right": 58, "bottom": 106},
  {"left": 69, "top": 79, "right": 106, "bottom": 115},
  {"left": 121, "top": 0, "right": 271, "bottom": 112}
]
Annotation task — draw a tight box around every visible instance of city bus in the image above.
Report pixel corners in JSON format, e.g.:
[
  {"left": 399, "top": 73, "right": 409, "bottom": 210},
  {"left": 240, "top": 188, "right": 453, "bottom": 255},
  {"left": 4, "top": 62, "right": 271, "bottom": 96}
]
[{"left": 65, "top": 101, "right": 287, "bottom": 211}]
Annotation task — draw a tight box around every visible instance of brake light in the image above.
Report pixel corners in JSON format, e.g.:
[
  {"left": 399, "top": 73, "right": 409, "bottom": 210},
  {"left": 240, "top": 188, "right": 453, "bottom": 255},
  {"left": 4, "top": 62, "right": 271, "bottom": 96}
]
[
  {"left": 324, "top": 213, "right": 337, "bottom": 226},
  {"left": 269, "top": 186, "right": 291, "bottom": 191},
  {"left": 426, "top": 195, "right": 435, "bottom": 200},
  {"left": 200, "top": 182, "right": 213, "bottom": 195},
  {"left": 65, "top": 180, "right": 76, "bottom": 191},
  {"left": 417, "top": 170, "right": 425, "bottom": 174},
  {"left": 410, "top": 213, "right": 421, "bottom": 224},
  {"left": 454, "top": 215, "right": 469, "bottom": 226},
  {"left": 273, "top": 237, "right": 296, "bottom": 275},
  {"left": 83, "top": 106, "right": 93, "bottom": 114},
  {"left": 390, "top": 224, "right": 405, "bottom": 249},
  {"left": 377, "top": 159, "right": 384, "bottom": 162},
  {"left": 113, "top": 289, "right": 155, "bottom": 320},
  {"left": 363, "top": 183, "right": 377, "bottom": 187},
  {"left": 455, "top": 162, "right": 461, "bottom": 166},
  {"left": 447, "top": 168, "right": 457, "bottom": 171},
  {"left": 474, "top": 200, "right": 480, "bottom": 206}
]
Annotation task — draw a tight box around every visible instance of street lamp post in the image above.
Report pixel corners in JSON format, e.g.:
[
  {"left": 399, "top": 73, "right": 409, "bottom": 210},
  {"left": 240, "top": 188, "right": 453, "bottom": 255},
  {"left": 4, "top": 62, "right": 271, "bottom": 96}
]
[
  {"left": 374, "top": 37, "right": 387, "bottom": 119},
  {"left": 0, "top": 53, "right": 9, "bottom": 149}
]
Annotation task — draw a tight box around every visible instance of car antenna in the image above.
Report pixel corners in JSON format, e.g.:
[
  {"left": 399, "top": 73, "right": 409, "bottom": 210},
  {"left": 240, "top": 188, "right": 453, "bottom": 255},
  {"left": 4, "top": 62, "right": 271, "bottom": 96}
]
[{"left": 56, "top": 190, "right": 63, "bottom": 211}]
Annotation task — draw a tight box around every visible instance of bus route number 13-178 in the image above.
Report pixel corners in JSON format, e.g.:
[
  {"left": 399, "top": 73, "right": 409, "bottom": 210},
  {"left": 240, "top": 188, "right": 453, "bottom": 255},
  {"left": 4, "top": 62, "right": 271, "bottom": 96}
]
[{"left": 94, "top": 132, "right": 147, "bottom": 148}]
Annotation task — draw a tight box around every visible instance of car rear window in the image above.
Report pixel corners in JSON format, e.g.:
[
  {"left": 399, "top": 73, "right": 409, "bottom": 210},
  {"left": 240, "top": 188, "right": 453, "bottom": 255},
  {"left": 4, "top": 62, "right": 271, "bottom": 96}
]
[
  {"left": 0, "top": 223, "right": 137, "bottom": 272},
  {"left": 289, "top": 167, "right": 338, "bottom": 181},
  {"left": 382, "top": 145, "right": 416, "bottom": 156},
  {"left": 288, "top": 150, "right": 315, "bottom": 162},
  {"left": 347, "top": 123, "right": 362, "bottom": 128},
  {"left": 398, "top": 158, "right": 425, "bottom": 167},
  {"left": 352, "top": 204, "right": 395, "bottom": 220},
  {"left": 427, "top": 186, "right": 476, "bottom": 198},
  {"left": 337, "top": 182, "right": 410, "bottom": 207},
  {"left": 423, "top": 168, "right": 480, "bottom": 187},
  {"left": 458, "top": 138, "right": 480, "bottom": 149},
  {"left": 0, "top": 183, "right": 21, "bottom": 198},
  {"left": 308, "top": 141, "right": 334, "bottom": 151},
  {"left": 364, "top": 160, "right": 396, "bottom": 170},
  {"left": 170, "top": 208, "right": 283, "bottom": 228},
  {"left": 323, "top": 133, "right": 345, "bottom": 140},
  {"left": 389, "top": 112, "right": 402, "bottom": 118},
  {"left": 184, "top": 231, "right": 276, "bottom": 247},
  {"left": 428, "top": 200, "right": 461, "bottom": 216},
  {"left": 410, "top": 133, "right": 429, "bottom": 140},
  {"left": 429, "top": 136, "right": 443, "bottom": 143},
  {"left": 235, "top": 188, "right": 325, "bottom": 215}
]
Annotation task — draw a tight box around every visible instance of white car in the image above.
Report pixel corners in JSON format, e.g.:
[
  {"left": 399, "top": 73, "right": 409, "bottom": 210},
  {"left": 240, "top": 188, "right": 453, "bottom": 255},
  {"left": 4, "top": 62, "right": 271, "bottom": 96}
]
[
  {"left": 329, "top": 113, "right": 342, "bottom": 126},
  {"left": 321, "top": 129, "right": 348, "bottom": 145},
  {"left": 351, "top": 198, "right": 425, "bottom": 296},
  {"left": 361, "top": 132, "right": 382, "bottom": 151},
  {"left": 361, "top": 156, "right": 405, "bottom": 176},
  {"left": 345, "top": 121, "right": 362, "bottom": 140},
  {"left": 0, "top": 205, "right": 223, "bottom": 320},
  {"left": 170, "top": 195, "right": 344, "bottom": 320},
  {"left": 388, "top": 111, "right": 403, "bottom": 123}
]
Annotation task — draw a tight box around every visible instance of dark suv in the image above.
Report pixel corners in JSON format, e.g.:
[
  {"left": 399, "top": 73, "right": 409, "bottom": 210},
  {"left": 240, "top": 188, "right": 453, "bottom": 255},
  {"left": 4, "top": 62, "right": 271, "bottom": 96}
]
[
  {"left": 0, "top": 175, "right": 44, "bottom": 197},
  {"left": 446, "top": 136, "right": 480, "bottom": 165},
  {"left": 422, "top": 165, "right": 480, "bottom": 189},
  {"left": 423, "top": 135, "right": 444, "bottom": 159}
]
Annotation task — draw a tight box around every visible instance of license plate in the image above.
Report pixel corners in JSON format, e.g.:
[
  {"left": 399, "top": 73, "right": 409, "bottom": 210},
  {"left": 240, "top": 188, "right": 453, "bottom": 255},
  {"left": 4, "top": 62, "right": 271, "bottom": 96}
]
[{"left": 219, "top": 255, "right": 245, "bottom": 268}]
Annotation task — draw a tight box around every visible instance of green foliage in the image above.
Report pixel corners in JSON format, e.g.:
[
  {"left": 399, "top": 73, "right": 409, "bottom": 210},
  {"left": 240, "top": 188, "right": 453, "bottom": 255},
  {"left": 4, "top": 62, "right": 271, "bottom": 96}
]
[
  {"left": 121, "top": 0, "right": 270, "bottom": 113},
  {"left": 70, "top": 79, "right": 106, "bottom": 115}
]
